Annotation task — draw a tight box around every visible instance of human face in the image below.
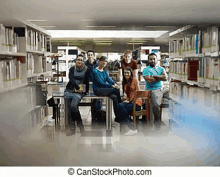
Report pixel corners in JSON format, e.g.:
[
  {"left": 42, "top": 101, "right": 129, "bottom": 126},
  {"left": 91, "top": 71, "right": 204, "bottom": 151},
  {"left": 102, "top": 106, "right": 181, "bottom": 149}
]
[
  {"left": 124, "top": 53, "right": 132, "bottom": 64},
  {"left": 124, "top": 69, "right": 131, "bottom": 80},
  {"left": 76, "top": 56, "right": 84, "bottom": 68},
  {"left": 148, "top": 55, "right": 157, "bottom": 67},
  {"left": 87, "top": 52, "right": 94, "bottom": 61},
  {"left": 99, "top": 59, "right": 108, "bottom": 69}
]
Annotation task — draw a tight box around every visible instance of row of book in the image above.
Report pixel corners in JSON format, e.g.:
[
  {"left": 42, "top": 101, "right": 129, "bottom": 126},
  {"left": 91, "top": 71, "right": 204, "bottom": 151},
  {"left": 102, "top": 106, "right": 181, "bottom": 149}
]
[
  {"left": 169, "top": 26, "right": 219, "bottom": 57},
  {"left": 27, "top": 54, "right": 52, "bottom": 75},
  {"left": 0, "top": 24, "right": 20, "bottom": 53},
  {"left": 170, "top": 60, "right": 188, "bottom": 75},
  {"left": 26, "top": 29, "right": 51, "bottom": 52},
  {"left": 170, "top": 81, "right": 220, "bottom": 106},
  {"left": 170, "top": 57, "right": 219, "bottom": 81},
  {"left": 24, "top": 105, "right": 47, "bottom": 133},
  {"left": 0, "top": 58, "right": 22, "bottom": 88},
  {"left": 170, "top": 82, "right": 200, "bottom": 100}
]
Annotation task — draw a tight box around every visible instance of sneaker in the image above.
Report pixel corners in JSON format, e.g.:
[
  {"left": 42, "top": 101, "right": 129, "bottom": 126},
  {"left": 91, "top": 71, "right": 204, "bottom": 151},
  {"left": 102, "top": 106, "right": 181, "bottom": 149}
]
[{"left": 124, "top": 129, "right": 138, "bottom": 136}]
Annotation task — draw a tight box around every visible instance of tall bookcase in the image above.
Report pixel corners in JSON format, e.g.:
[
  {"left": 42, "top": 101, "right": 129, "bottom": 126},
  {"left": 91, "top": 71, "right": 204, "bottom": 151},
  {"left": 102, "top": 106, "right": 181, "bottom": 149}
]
[
  {"left": 0, "top": 20, "right": 54, "bottom": 136},
  {"left": 0, "top": 21, "right": 53, "bottom": 93},
  {"left": 169, "top": 25, "right": 220, "bottom": 101},
  {"left": 56, "top": 46, "right": 86, "bottom": 82}
]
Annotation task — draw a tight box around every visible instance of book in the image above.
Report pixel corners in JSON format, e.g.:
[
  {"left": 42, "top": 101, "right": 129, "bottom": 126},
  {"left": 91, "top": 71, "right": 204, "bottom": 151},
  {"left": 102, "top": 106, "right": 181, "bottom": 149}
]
[{"left": 0, "top": 24, "right": 5, "bottom": 52}]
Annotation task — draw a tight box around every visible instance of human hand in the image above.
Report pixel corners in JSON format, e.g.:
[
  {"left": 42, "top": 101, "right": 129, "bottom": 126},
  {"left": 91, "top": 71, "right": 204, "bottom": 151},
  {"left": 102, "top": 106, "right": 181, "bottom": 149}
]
[
  {"left": 122, "top": 95, "right": 127, "bottom": 101},
  {"left": 114, "top": 84, "right": 120, "bottom": 90}
]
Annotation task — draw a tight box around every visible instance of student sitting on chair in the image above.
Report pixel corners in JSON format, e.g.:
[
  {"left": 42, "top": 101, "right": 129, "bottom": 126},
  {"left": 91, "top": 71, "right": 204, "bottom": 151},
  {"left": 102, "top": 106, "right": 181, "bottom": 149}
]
[
  {"left": 115, "top": 66, "right": 143, "bottom": 136},
  {"left": 64, "top": 54, "right": 90, "bottom": 136},
  {"left": 92, "top": 56, "right": 122, "bottom": 114}
]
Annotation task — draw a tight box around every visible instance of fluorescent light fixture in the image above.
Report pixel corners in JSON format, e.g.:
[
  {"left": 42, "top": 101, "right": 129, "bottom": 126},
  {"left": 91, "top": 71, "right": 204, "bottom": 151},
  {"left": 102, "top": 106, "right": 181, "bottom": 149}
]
[
  {"left": 127, "top": 43, "right": 143, "bottom": 45},
  {"left": 129, "top": 40, "right": 148, "bottom": 42},
  {"left": 96, "top": 43, "right": 112, "bottom": 45},
  {"left": 27, "top": 20, "right": 47, "bottom": 22},
  {"left": 82, "top": 19, "right": 94, "bottom": 21},
  {"left": 40, "top": 26, "right": 56, "bottom": 28},
  {"left": 95, "top": 41, "right": 113, "bottom": 43},
  {"left": 48, "top": 30, "right": 168, "bottom": 38},
  {"left": 86, "top": 26, "right": 116, "bottom": 28}
]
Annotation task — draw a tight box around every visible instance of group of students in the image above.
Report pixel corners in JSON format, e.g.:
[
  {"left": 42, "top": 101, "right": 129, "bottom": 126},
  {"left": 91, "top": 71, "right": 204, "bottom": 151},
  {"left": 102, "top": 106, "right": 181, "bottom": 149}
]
[{"left": 64, "top": 49, "right": 169, "bottom": 136}]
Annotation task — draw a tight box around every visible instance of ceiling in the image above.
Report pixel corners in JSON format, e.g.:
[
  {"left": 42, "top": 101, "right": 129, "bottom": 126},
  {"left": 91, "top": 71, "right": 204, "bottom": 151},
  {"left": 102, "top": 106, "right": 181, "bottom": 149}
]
[{"left": 1, "top": 0, "right": 220, "bottom": 50}]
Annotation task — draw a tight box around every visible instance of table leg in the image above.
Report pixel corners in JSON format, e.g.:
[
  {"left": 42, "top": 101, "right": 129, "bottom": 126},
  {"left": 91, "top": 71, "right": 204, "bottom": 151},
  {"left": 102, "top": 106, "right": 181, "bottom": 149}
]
[
  {"left": 106, "top": 97, "right": 112, "bottom": 131},
  {"left": 106, "top": 97, "right": 109, "bottom": 131}
]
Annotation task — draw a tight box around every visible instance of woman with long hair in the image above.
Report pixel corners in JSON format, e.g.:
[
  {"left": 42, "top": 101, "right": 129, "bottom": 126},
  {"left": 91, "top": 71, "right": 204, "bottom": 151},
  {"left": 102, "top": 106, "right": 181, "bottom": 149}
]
[
  {"left": 64, "top": 54, "right": 90, "bottom": 136},
  {"left": 93, "top": 56, "right": 122, "bottom": 113},
  {"left": 116, "top": 66, "right": 143, "bottom": 136}
]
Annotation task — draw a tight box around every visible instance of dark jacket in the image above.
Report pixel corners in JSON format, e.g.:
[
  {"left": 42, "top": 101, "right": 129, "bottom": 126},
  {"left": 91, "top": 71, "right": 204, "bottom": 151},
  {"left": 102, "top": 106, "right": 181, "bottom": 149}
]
[{"left": 66, "top": 65, "right": 90, "bottom": 93}]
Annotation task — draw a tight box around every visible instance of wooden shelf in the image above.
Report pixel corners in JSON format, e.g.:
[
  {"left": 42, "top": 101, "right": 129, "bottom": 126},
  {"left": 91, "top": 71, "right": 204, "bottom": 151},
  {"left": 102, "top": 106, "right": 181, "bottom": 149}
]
[
  {"left": 27, "top": 50, "right": 44, "bottom": 55},
  {"left": 27, "top": 71, "right": 53, "bottom": 78},
  {"left": 0, "top": 82, "right": 28, "bottom": 93},
  {"left": 0, "top": 52, "right": 26, "bottom": 57}
]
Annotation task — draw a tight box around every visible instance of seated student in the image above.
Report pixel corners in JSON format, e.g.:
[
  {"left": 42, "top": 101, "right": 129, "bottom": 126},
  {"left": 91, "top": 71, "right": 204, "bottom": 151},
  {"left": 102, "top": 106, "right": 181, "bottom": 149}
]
[
  {"left": 115, "top": 66, "right": 142, "bottom": 136},
  {"left": 64, "top": 54, "right": 90, "bottom": 136},
  {"left": 92, "top": 56, "right": 122, "bottom": 113}
]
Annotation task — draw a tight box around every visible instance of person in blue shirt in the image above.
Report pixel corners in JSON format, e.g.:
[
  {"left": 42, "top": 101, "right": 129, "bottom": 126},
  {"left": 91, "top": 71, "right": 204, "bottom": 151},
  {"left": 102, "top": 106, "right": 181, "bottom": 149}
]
[
  {"left": 142, "top": 53, "right": 169, "bottom": 125},
  {"left": 93, "top": 56, "right": 122, "bottom": 114},
  {"left": 84, "top": 50, "right": 102, "bottom": 122}
]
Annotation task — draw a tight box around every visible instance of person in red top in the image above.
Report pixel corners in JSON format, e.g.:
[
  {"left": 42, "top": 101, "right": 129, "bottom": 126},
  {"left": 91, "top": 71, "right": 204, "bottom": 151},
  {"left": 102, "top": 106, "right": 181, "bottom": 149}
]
[
  {"left": 115, "top": 66, "right": 143, "bottom": 136},
  {"left": 119, "top": 50, "right": 139, "bottom": 89}
]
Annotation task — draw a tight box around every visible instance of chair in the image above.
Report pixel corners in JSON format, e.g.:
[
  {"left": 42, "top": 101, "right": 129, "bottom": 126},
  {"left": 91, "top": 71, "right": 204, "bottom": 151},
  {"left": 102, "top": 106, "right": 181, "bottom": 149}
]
[{"left": 132, "top": 90, "right": 151, "bottom": 128}]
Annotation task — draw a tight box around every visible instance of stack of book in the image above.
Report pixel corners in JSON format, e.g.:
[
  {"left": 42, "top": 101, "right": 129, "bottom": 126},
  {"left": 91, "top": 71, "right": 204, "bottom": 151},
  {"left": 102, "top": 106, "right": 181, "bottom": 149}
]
[
  {"left": 0, "top": 57, "right": 22, "bottom": 88},
  {"left": 0, "top": 24, "right": 19, "bottom": 53},
  {"left": 26, "top": 29, "right": 47, "bottom": 52}
]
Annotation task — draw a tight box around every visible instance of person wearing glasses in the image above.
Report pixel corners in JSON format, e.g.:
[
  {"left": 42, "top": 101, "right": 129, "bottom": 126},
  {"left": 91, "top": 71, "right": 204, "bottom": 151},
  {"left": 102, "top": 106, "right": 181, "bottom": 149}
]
[
  {"left": 64, "top": 54, "right": 90, "bottom": 136},
  {"left": 115, "top": 66, "right": 142, "bottom": 136},
  {"left": 92, "top": 56, "right": 122, "bottom": 114}
]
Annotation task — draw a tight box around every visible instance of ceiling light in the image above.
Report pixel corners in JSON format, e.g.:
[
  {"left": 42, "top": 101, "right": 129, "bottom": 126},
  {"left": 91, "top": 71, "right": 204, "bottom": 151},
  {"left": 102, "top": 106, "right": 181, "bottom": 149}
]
[
  {"left": 82, "top": 19, "right": 94, "bottom": 21},
  {"left": 129, "top": 41, "right": 148, "bottom": 43},
  {"left": 86, "top": 26, "right": 116, "bottom": 28},
  {"left": 96, "top": 43, "right": 112, "bottom": 45},
  {"left": 40, "top": 26, "right": 56, "bottom": 28},
  {"left": 127, "top": 43, "right": 143, "bottom": 45},
  {"left": 95, "top": 41, "right": 113, "bottom": 43},
  {"left": 27, "top": 20, "right": 47, "bottom": 22}
]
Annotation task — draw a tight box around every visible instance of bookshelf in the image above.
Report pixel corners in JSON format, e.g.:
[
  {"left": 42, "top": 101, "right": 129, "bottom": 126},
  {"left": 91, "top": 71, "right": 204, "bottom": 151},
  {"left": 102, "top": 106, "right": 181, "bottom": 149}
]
[
  {"left": 0, "top": 21, "right": 54, "bottom": 93},
  {"left": 56, "top": 46, "right": 86, "bottom": 82},
  {"left": 169, "top": 25, "right": 220, "bottom": 96}
]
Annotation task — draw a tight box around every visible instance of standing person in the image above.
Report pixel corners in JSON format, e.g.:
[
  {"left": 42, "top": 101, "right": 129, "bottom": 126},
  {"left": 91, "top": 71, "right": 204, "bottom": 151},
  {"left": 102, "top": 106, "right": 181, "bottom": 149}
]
[
  {"left": 64, "top": 54, "right": 90, "bottom": 136},
  {"left": 115, "top": 66, "right": 142, "bottom": 136},
  {"left": 84, "top": 50, "right": 102, "bottom": 121},
  {"left": 119, "top": 50, "right": 139, "bottom": 89},
  {"left": 142, "top": 53, "right": 169, "bottom": 126},
  {"left": 93, "top": 56, "right": 122, "bottom": 114}
]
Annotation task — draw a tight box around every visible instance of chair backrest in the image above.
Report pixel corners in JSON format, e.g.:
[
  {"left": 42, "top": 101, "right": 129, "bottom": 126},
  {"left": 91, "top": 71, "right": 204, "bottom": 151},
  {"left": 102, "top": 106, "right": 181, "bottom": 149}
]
[
  {"left": 132, "top": 91, "right": 151, "bottom": 120},
  {"left": 133, "top": 90, "right": 151, "bottom": 100}
]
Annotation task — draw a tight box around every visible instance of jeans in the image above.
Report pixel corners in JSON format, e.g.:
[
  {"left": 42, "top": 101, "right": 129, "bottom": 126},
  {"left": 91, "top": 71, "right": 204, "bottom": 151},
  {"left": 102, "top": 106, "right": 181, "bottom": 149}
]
[
  {"left": 116, "top": 102, "right": 141, "bottom": 130},
  {"left": 151, "top": 87, "right": 169, "bottom": 122},
  {"left": 95, "top": 88, "right": 122, "bottom": 111},
  {"left": 64, "top": 90, "right": 83, "bottom": 123}
]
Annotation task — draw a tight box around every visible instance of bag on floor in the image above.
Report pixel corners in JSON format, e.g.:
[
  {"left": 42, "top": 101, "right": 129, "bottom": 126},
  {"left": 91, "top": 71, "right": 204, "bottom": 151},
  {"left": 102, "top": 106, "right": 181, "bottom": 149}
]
[{"left": 94, "top": 110, "right": 106, "bottom": 123}]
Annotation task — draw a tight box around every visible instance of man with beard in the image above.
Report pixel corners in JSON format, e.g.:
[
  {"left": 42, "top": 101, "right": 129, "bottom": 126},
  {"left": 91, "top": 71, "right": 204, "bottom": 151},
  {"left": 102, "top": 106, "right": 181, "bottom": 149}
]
[{"left": 142, "top": 53, "right": 169, "bottom": 126}]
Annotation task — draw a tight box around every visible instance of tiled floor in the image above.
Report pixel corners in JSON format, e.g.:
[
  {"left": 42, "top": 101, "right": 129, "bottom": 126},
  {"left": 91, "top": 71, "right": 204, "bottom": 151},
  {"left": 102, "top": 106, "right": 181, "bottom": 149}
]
[{"left": 1, "top": 86, "right": 220, "bottom": 166}]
